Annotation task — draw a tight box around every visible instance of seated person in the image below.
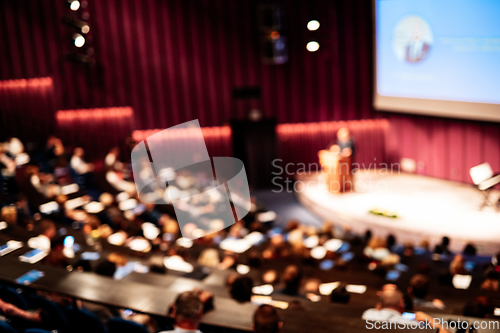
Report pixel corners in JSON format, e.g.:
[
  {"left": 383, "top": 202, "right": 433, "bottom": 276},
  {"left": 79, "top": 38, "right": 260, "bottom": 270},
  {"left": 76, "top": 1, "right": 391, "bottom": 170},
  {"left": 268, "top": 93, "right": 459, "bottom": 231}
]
[
  {"left": 327, "top": 127, "right": 354, "bottom": 157},
  {"left": 28, "top": 165, "right": 60, "bottom": 199},
  {"left": 433, "top": 236, "right": 451, "bottom": 255},
  {"left": 253, "top": 304, "right": 282, "bottom": 333},
  {"left": 481, "top": 270, "right": 499, "bottom": 291},
  {"left": 407, "top": 274, "right": 445, "bottom": 309},
  {"left": 463, "top": 297, "right": 494, "bottom": 319},
  {"left": 161, "top": 291, "right": 204, "bottom": 333},
  {"left": 28, "top": 219, "right": 57, "bottom": 251},
  {"left": 0, "top": 298, "right": 41, "bottom": 323},
  {"left": 280, "top": 265, "right": 303, "bottom": 296},
  {"left": 449, "top": 254, "right": 467, "bottom": 275},
  {"left": 363, "top": 286, "right": 450, "bottom": 333},
  {"left": 70, "top": 147, "right": 95, "bottom": 189},
  {"left": 70, "top": 148, "right": 94, "bottom": 175},
  {"left": 230, "top": 276, "right": 253, "bottom": 303},
  {"left": 362, "top": 287, "right": 406, "bottom": 322},
  {"left": 330, "top": 284, "right": 350, "bottom": 304}
]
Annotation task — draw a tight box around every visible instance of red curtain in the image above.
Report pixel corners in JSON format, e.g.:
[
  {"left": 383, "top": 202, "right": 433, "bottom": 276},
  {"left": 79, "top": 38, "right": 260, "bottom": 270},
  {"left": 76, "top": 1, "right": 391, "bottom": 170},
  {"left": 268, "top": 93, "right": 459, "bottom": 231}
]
[
  {"left": 0, "top": 77, "right": 55, "bottom": 144},
  {"left": 132, "top": 126, "right": 233, "bottom": 158},
  {"left": 56, "top": 107, "right": 134, "bottom": 161}
]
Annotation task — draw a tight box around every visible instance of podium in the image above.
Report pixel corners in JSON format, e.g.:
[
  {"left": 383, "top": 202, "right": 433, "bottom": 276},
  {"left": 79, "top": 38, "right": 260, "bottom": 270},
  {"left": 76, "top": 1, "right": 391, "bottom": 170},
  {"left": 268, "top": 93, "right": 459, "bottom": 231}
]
[{"left": 318, "top": 149, "right": 352, "bottom": 193}]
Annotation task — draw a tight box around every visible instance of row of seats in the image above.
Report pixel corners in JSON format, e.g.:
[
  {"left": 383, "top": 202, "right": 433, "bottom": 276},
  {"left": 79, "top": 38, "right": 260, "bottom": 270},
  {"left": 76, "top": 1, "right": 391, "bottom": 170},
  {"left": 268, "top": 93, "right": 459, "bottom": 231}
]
[{"left": 0, "top": 284, "right": 151, "bottom": 333}]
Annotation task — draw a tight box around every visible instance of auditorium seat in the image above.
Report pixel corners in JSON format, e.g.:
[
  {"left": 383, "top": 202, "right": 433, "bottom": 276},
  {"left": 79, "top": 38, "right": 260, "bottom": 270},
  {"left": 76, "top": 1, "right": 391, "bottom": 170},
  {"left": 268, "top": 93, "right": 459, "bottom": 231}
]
[
  {"left": 0, "top": 322, "right": 16, "bottom": 333},
  {"left": 107, "top": 317, "right": 149, "bottom": 333},
  {"left": 65, "top": 308, "right": 107, "bottom": 333},
  {"left": 26, "top": 295, "right": 67, "bottom": 332},
  {"left": 0, "top": 286, "right": 29, "bottom": 310}
]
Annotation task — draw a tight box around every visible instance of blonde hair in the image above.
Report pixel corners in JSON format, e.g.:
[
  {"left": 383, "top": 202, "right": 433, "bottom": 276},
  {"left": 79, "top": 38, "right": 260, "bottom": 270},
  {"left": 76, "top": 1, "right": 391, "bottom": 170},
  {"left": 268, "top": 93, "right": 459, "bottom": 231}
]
[
  {"left": 198, "top": 248, "right": 220, "bottom": 267},
  {"left": 1, "top": 206, "right": 17, "bottom": 225},
  {"left": 107, "top": 252, "right": 128, "bottom": 266}
]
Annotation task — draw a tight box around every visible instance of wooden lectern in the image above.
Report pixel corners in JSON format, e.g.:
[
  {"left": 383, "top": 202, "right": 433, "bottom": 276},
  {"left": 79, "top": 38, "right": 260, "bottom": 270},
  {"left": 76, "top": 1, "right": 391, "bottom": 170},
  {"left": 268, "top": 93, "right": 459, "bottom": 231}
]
[{"left": 318, "top": 148, "right": 353, "bottom": 193}]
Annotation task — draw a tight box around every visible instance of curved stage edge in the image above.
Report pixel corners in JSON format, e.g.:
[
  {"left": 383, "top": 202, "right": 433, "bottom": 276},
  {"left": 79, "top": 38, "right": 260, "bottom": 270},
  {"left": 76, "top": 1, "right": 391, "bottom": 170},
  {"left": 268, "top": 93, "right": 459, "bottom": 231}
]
[{"left": 295, "top": 170, "right": 500, "bottom": 255}]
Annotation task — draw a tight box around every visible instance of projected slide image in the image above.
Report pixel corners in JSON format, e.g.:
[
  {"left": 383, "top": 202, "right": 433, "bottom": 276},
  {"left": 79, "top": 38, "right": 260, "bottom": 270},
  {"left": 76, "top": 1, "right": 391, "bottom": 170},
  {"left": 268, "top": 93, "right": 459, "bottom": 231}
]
[
  {"left": 393, "top": 16, "right": 433, "bottom": 63},
  {"left": 375, "top": 0, "right": 500, "bottom": 106}
]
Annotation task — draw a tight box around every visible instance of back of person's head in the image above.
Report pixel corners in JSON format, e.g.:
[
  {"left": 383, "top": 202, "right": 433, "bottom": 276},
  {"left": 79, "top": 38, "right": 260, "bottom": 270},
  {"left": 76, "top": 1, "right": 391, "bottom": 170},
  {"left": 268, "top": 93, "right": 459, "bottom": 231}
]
[
  {"left": 463, "top": 243, "right": 477, "bottom": 256},
  {"left": 450, "top": 254, "right": 466, "bottom": 275},
  {"left": 386, "top": 234, "right": 396, "bottom": 249},
  {"left": 39, "top": 219, "right": 56, "bottom": 238},
  {"left": 0, "top": 205, "right": 17, "bottom": 225},
  {"left": 253, "top": 304, "right": 282, "bottom": 333},
  {"left": 485, "top": 269, "right": 499, "bottom": 280},
  {"left": 364, "top": 230, "right": 372, "bottom": 243},
  {"left": 197, "top": 248, "right": 220, "bottom": 268},
  {"left": 480, "top": 278, "right": 499, "bottom": 292},
  {"left": 379, "top": 289, "right": 404, "bottom": 311},
  {"left": 173, "top": 291, "right": 203, "bottom": 327},
  {"left": 409, "top": 274, "right": 430, "bottom": 299},
  {"left": 463, "top": 301, "right": 487, "bottom": 318},
  {"left": 262, "top": 269, "right": 280, "bottom": 285},
  {"left": 230, "top": 276, "right": 254, "bottom": 302},
  {"left": 330, "top": 285, "right": 350, "bottom": 304},
  {"left": 495, "top": 251, "right": 500, "bottom": 266},
  {"left": 283, "top": 265, "right": 302, "bottom": 295},
  {"left": 95, "top": 260, "right": 116, "bottom": 277},
  {"left": 149, "top": 255, "right": 167, "bottom": 274}
]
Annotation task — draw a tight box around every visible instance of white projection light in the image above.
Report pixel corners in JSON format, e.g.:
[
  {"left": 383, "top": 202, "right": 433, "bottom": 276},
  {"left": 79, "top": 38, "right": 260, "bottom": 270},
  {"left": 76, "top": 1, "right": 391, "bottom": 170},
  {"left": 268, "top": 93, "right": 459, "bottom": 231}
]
[
  {"left": 307, "top": 20, "right": 320, "bottom": 31},
  {"left": 74, "top": 34, "right": 85, "bottom": 47},
  {"left": 306, "top": 41, "right": 320, "bottom": 52},
  {"left": 81, "top": 25, "right": 90, "bottom": 34},
  {"left": 70, "top": 1, "right": 80, "bottom": 11}
]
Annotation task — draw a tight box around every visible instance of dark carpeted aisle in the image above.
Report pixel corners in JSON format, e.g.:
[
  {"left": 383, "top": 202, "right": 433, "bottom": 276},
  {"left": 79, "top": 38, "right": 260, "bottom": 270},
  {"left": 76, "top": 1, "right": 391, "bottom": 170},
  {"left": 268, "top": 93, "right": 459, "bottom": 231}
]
[{"left": 252, "top": 189, "right": 323, "bottom": 228}]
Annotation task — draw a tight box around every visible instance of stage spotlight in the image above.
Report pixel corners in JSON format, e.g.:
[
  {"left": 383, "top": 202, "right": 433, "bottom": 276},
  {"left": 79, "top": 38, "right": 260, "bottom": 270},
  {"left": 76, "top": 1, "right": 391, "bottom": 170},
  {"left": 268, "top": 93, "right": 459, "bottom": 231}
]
[
  {"left": 74, "top": 34, "right": 85, "bottom": 47},
  {"left": 81, "top": 24, "right": 90, "bottom": 34},
  {"left": 306, "top": 41, "right": 320, "bottom": 52},
  {"left": 70, "top": 0, "right": 80, "bottom": 11},
  {"left": 307, "top": 20, "right": 320, "bottom": 31},
  {"left": 61, "top": 16, "right": 90, "bottom": 34}
]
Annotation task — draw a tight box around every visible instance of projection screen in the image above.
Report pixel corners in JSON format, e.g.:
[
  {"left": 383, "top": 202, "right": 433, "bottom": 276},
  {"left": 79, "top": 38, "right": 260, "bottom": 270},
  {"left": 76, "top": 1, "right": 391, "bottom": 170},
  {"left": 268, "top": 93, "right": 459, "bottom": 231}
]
[{"left": 373, "top": 0, "right": 500, "bottom": 122}]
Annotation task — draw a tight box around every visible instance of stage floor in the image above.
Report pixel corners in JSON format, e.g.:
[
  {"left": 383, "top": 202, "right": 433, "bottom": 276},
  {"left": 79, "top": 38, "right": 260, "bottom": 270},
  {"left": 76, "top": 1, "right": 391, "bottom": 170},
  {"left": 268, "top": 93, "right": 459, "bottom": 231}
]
[{"left": 295, "top": 170, "right": 500, "bottom": 254}]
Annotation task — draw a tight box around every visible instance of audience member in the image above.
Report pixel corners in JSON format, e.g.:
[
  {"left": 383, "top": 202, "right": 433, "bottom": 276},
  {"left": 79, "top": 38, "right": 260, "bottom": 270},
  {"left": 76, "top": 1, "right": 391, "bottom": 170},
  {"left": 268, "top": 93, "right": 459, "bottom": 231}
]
[
  {"left": 230, "top": 276, "right": 253, "bottom": 303},
  {"left": 449, "top": 254, "right": 467, "bottom": 275},
  {"left": 161, "top": 291, "right": 203, "bottom": 333},
  {"left": 363, "top": 287, "right": 450, "bottom": 333},
  {"left": 480, "top": 270, "right": 499, "bottom": 291},
  {"left": 281, "top": 265, "right": 303, "bottom": 296},
  {"left": 463, "top": 300, "right": 489, "bottom": 319},
  {"left": 362, "top": 288, "right": 406, "bottom": 322},
  {"left": 330, "top": 284, "right": 350, "bottom": 304},
  {"left": 70, "top": 147, "right": 94, "bottom": 175},
  {"left": 407, "top": 274, "right": 445, "bottom": 309},
  {"left": 262, "top": 269, "right": 280, "bottom": 286},
  {"left": 463, "top": 243, "right": 477, "bottom": 256},
  {"left": 0, "top": 298, "right": 41, "bottom": 323},
  {"left": 434, "top": 236, "right": 451, "bottom": 255},
  {"left": 27, "top": 219, "right": 56, "bottom": 251},
  {"left": 197, "top": 248, "right": 220, "bottom": 268},
  {"left": 363, "top": 237, "right": 390, "bottom": 260},
  {"left": 253, "top": 304, "right": 282, "bottom": 333}
]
